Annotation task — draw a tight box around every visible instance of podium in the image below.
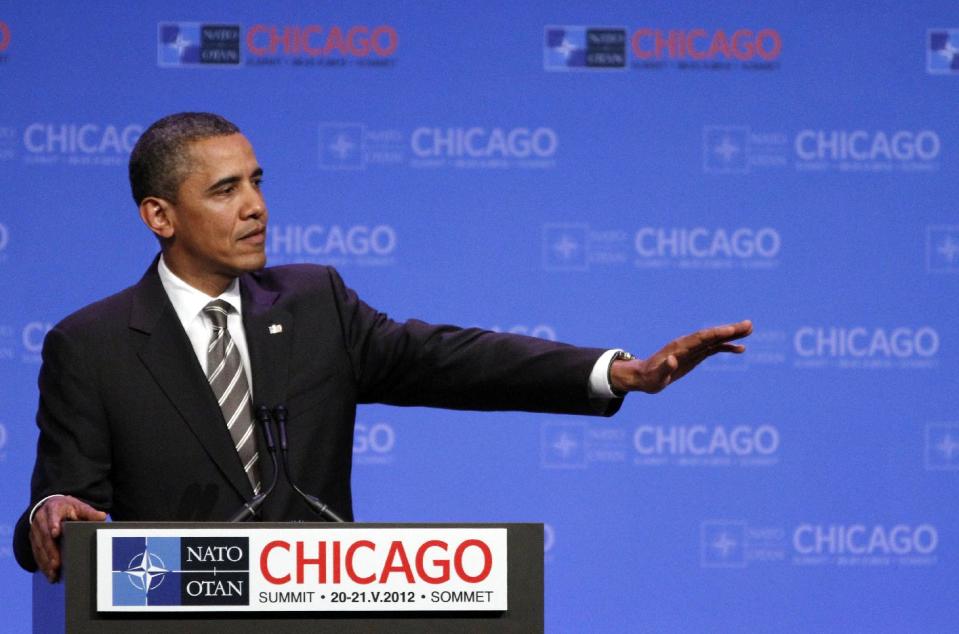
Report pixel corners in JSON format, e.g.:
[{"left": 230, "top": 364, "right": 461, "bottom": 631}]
[{"left": 33, "top": 522, "right": 544, "bottom": 633}]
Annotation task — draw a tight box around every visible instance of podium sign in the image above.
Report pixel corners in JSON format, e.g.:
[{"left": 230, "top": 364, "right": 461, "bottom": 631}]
[{"left": 96, "top": 527, "right": 507, "bottom": 612}]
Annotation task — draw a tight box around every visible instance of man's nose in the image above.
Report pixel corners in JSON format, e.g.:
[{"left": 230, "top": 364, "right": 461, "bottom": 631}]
[{"left": 241, "top": 184, "right": 267, "bottom": 219}]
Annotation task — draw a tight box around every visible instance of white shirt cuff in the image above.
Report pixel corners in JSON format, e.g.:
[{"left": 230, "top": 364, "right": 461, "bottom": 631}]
[
  {"left": 588, "top": 349, "right": 625, "bottom": 399},
  {"left": 29, "top": 494, "right": 65, "bottom": 524}
]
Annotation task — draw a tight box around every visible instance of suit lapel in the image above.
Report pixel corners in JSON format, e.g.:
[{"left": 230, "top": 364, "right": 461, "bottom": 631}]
[
  {"left": 129, "top": 261, "right": 254, "bottom": 499},
  {"left": 241, "top": 274, "right": 292, "bottom": 411}
]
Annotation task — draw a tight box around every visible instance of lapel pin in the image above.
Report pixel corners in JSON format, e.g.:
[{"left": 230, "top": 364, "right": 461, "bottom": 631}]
[{"left": 268, "top": 324, "right": 283, "bottom": 335}]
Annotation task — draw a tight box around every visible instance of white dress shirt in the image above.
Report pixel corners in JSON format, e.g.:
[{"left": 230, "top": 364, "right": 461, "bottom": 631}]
[{"left": 157, "top": 256, "right": 253, "bottom": 387}]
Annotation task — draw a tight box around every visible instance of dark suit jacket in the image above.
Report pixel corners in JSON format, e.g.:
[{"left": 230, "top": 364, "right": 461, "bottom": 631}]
[{"left": 14, "top": 260, "right": 619, "bottom": 571}]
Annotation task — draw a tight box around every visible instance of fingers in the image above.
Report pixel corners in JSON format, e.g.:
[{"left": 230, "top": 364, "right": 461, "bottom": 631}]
[
  {"left": 74, "top": 502, "right": 108, "bottom": 522},
  {"left": 30, "top": 508, "right": 62, "bottom": 582},
  {"left": 29, "top": 497, "right": 106, "bottom": 583}
]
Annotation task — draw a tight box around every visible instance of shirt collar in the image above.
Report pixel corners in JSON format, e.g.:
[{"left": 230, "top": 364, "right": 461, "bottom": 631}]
[{"left": 157, "top": 255, "right": 243, "bottom": 327}]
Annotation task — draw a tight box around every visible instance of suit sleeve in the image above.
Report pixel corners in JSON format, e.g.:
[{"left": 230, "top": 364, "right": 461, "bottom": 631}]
[
  {"left": 325, "top": 267, "right": 622, "bottom": 417},
  {"left": 13, "top": 326, "right": 113, "bottom": 572}
]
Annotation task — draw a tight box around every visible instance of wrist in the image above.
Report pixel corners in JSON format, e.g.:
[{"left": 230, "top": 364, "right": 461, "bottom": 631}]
[{"left": 607, "top": 351, "right": 636, "bottom": 397}]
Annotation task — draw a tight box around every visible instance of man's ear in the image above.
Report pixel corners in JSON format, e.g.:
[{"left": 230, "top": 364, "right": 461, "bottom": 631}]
[{"left": 139, "top": 197, "right": 175, "bottom": 239}]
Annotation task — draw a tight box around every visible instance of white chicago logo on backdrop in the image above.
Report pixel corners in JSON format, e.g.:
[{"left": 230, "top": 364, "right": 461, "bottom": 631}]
[
  {"left": 317, "top": 122, "right": 558, "bottom": 170},
  {"left": 266, "top": 223, "right": 397, "bottom": 267},
  {"left": 925, "top": 423, "right": 959, "bottom": 470},
  {"left": 542, "top": 223, "right": 779, "bottom": 271},
  {"left": 353, "top": 421, "right": 396, "bottom": 466},
  {"left": 22, "top": 123, "right": 143, "bottom": 166},
  {"left": 926, "top": 225, "right": 959, "bottom": 273},
  {"left": 411, "top": 127, "right": 558, "bottom": 168},
  {"left": 0, "top": 421, "right": 7, "bottom": 462},
  {"left": 703, "top": 125, "right": 941, "bottom": 173},
  {"left": 793, "top": 326, "right": 939, "bottom": 369},
  {"left": 634, "top": 424, "right": 780, "bottom": 467},
  {"left": 635, "top": 226, "right": 781, "bottom": 269},
  {"left": 700, "top": 521, "right": 938, "bottom": 569},
  {"left": 794, "top": 129, "right": 940, "bottom": 171},
  {"left": 793, "top": 524, "right": 938, "bottom": 566}
]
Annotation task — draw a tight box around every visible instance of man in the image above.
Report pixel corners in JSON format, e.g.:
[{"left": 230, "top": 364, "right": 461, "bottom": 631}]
[{"left": 14, "top": 113, "right": 752, "bottom": 582}]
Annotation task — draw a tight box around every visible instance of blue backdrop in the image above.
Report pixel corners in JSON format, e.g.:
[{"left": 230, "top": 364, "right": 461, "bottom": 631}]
[{"left": 1, "top": 2, "right": 956, "bottom": 632}]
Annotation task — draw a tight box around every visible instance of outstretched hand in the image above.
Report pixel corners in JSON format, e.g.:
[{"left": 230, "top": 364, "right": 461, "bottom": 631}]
[
  {"left": 30, "top": 495, "right": 107, "bottom": 583},
  {"left": 610, "top": 320, "right": 753, "bottom": 394}
]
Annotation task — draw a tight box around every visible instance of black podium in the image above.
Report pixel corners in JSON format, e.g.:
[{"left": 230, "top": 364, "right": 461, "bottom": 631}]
[{"left": 33, "top": 522, "right": 543, "bottom": 633}]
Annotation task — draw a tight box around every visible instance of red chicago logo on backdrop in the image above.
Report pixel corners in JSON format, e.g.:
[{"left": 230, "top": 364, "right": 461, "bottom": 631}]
[
  {"left": 246, "top": 24, "right": 398, "bottom": 57},
  {"left": 631, "top": 28, "right": 782, "bottom": 60},
  {"left": 0, "top": 21, "right": 11, "bottom": 52}
]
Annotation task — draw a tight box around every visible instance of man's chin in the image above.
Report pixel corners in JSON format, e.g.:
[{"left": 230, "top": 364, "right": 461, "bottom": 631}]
[{"left": 235, "top": 253, "right": 267, "bottom": 274}]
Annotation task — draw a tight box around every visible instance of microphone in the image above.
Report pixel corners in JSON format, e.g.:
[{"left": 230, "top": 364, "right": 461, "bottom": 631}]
[
  {"left": 273, "top": 404, "right": 345, "bottom": 523},
  {"left": 229, "top": 405, "right": 280, "bottom": 522}
]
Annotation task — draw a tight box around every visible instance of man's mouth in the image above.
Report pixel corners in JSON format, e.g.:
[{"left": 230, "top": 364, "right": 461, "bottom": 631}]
[{"left": 238, "top": 226, "right": 266, "bottom": 244}]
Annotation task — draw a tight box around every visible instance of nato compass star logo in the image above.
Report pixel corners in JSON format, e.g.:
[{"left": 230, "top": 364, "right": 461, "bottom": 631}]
[
  {"left": 542, "top": 224, "right": 588, "bottom": 270},
  {"left": 124, "top": 547, "right": 169, "bottom": 593},
  {"left": 926, "top": 423, "right": 959, "bottom": 470},
  {"left": 928, "top": 29, "right": 959, "bottom": 74},
  {"left": 112, "top": 536, "right": 183, "bottom": 606},
  {"left": 701, "top": 521, "right": 747, "bottom": 567},
  {"left": 926, "top": 226, "right": 959, "bottom": 273},
  {"left": 158, "top": 23, "right": 241, "bottom": 67},
  {"left": 541, "top": 422, "right": 586, "bottom": 468},
  {"left": 111, "top": 536, "right": 250, "bottom": 606},
  {"left": 703, "top": 126, "right": 749, "bottom": 173},
  {"left": 544, "top": 26, "right": 626, "bottom": 71},
  {"left": 319, "top": 123, "right": 365, "bottom": 169}
]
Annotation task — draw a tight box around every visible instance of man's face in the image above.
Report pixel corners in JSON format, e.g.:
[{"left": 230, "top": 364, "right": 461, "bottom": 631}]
[{"left": 163, "top": 133, "right": 268, "bottom": 294}]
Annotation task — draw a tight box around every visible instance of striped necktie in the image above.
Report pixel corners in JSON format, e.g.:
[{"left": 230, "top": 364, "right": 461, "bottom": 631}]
[{"left": 203, "top": 299, "right": 260, "bottom": 494}]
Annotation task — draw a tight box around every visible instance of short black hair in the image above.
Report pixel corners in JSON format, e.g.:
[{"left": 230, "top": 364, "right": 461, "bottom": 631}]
[{"left": 129, "top": 112, "right": 240, "bottom": 204}]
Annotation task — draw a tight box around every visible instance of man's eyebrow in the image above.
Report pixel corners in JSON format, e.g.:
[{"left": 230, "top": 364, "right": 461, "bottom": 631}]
[{"left": 206, "top": 167, "right": 263, "bottom": 193}]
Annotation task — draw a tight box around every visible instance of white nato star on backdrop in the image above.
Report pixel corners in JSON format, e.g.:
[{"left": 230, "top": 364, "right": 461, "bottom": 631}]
[
  {"left": 552, "top": 432, "right": 578, "bottom": 458},
  {"left": 937, "top": 433, "right": 959, "bottom": 461},
  {"left": 713, "top": 135, "right": 741, "bottom": 163},
  {"left": 555, "top": 38, "right": 578, "bottom": 60},
  {"left": 329, "top": 133, "right": 357, "bottom": 160},
  {"left": 168, "top": 32, "right": 193, "bottom": 58},
  {"left": 552, "top": 235, "right": 579, "bottom": 260},
  {"left": 937, "top": 234, "right": 959, "bottom": 263},
  {"left": 712, "top": 532, "right": 737, "bottom": 558}
]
